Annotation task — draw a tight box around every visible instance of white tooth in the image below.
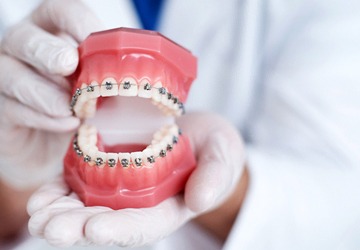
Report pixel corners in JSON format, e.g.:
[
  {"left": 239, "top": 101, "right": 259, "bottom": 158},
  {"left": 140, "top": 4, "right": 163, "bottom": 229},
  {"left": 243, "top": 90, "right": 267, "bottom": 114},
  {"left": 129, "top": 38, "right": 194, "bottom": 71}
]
[
  {"left": 151, "top": 82, "right": 162, "bottom": 102},
  {"left": 143, "top": 147, "right": 155, "bottom": 166},
  {"left": 88, "top": 134, "right": 97, "bottom": 146},
  {"left": 73, "top": 92, "right": 88, "bottom": 118},
  {"left": 87, "top": 81, "right": 100, "bottom": 99},
  {"left": 88, "top": 146, "right": 98, "bottom": 166},
  {"left": 95, "top": 151, "right": 107, "bottom": 167},
  {"left": 153, "top": 129, "right": 164, "bottom": 141},
  {"left": 119, "top": 77, "right": 138, "bottom": 96},
  {"left": 100, "top": 77, "right": 119, "bottom": 96},
  {"left": 130, "top": 151, "right": 144, "bottom": 168},
  {"left": 82, "top": 144, "right": 92, "bottom": 156},
  {"left": 163, "top": 135, "right": 173, "bottom": 146},
  {"left": 166, "top": 109, "right": 174, "bottom": 116},
  {"left": 78, "top": 135, "right": 88, "bottom": 149},
  {"left": 151, "top": 144, "right": 162, "bottom": 157},
  {"left": 175, "top": 109, "right": 183, "bottom": 117},
  {"left": 82, "top": 98, "right": 97, "bottom": 118},
  {"left": 159, "top": 140, "right": 168, "bottom": 152},
  {"left": 157, "top": 104, "right": 168, "bottom": 114},
  {"left": 87, "top": 125, "right": 97, "bottom": 135},
  {"left": 161, "top": 92, "right": 170, "bottom": 107},
  {"left": 78, "top": 124, "right": 88, "bottom": 136},
  {"left": 118, "top": 153, "right": 131, "bottom": 168},
  {"left": 138, "top": 79, "right": 152, "bottom": 98},
  {"left": 169, "top": 124, "right": 179, "bottom": 136},
  {"left": 106, "top": 153, "right": 118, "bottom": 167}
]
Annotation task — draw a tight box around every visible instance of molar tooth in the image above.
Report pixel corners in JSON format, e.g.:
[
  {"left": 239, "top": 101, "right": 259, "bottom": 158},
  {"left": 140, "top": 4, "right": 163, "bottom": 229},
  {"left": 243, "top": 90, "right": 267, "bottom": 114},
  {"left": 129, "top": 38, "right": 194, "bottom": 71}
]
[
  {"left": 119, "top": 77, "right": 138, "bottom": 96},
  {"left": 118, "top": 153, "right": 131, "bottom": 168},
  {"left": 138, "top": 79, "right": 152, "bottom": 98},
  {"left": 107, "top": 153, "right": 118, "bottom": 167},
  {"left": 87, "top": 81, "right": 100, "bottom": 99},
  {"left": 130, "top": 152, "right": 144, "bottom": 168},
  {"left": 151, "top": 82, "right": 162, "bottom": 102},
  {"left": 100, "top": 77, "right": 118, "bottom": 96}
]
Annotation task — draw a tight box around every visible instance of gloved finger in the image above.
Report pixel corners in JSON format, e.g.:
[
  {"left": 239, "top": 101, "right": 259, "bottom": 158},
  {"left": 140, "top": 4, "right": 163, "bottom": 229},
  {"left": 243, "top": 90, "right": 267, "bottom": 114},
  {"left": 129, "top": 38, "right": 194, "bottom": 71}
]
[
  {"left": 0, "top": 54, "right": 73, "bottom": 117},
  {"left": 1, "top": 22, "right": 78, "bottom": 76},
  {"left": 85, "top": 195, "right": 194, "bottom": 247},
  {"left": 32, "top": 0, "right": 103, "bottom": 42},
  {"left": 43, "top": 207, "right": 111, "bottom": 247},
  {"left": 0, "top": 95, "right": 79, "bottom": 132},
  {"left": 27, "top": 176, "right": 70, "bottom": 216},
  {"left": 177, "top": 113, "right": 245, "bottom": 213},
  {"left": 28, "top": 193, "right": 84, "bottom": 238}
]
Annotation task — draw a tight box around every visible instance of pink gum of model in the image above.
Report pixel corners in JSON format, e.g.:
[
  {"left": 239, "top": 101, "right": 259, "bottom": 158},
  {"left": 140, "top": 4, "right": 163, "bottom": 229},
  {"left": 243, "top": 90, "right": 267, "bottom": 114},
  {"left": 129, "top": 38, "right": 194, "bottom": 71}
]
[{"left": 63, "top": 27, "right": 197, "bottom": 209}]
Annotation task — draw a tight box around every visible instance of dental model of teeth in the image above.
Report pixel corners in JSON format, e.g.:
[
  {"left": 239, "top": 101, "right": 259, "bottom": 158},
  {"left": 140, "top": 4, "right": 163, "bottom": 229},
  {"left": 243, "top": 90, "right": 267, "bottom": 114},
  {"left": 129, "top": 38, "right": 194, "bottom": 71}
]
[{"left": 63, "top": 27, "right": 197, "bottom": 209}]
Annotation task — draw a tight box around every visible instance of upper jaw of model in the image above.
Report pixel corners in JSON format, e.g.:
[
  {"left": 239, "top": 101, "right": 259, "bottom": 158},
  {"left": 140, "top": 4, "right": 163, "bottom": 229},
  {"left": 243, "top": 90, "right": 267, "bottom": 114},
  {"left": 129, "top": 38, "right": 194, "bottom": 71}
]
[{"left": 64, "top": 28, "right": 197, "bottom": 209}]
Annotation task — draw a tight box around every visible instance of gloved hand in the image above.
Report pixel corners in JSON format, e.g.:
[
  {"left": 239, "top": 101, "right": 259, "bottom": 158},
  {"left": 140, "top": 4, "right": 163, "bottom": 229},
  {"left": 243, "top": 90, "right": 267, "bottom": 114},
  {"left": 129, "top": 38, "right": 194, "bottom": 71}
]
[
  {"left": 27, "top": 112, "right": 246, "bottom": 248},
  {"left": 0, "top": 0, "right": 103, "bottom": 188}
]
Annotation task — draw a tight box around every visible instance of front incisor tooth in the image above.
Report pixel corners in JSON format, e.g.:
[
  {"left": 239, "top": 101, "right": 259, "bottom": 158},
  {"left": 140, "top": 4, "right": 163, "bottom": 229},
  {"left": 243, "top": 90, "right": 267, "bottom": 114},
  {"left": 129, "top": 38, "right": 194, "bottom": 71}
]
[
  {"left": 119, "top": 77, "right": 138, "bottom": 96},
  {"left": 151, "top": 82, "right": 162, "bottom": 102},
  {"left": 100, "top": 77, "right": 119, "bottom": 96},
  {"left": 118, "top": 153, "right": 131, "bottom": 168},
  {"left": 138, "top": 79, "right": 152, "bottom": 98},
  {"left": 107, "top": 153, "right": 118, "bottom": 167}
]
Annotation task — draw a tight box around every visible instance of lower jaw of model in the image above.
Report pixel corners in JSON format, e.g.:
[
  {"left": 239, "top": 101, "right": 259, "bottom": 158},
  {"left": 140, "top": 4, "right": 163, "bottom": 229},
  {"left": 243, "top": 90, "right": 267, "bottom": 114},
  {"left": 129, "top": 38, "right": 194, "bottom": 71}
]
[{"left": 64, "top": 76, "right": 196, "bottom": 209}]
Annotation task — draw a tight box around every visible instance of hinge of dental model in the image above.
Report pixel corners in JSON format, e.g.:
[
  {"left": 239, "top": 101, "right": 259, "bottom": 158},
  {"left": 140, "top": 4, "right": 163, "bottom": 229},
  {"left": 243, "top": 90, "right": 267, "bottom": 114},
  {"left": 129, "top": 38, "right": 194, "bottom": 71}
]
[
  {"left": 70, "top": 81, "right": 185, "bottom": 115},
  {"left": 72, "top": 128, "right": 182, "bottom": 168}
]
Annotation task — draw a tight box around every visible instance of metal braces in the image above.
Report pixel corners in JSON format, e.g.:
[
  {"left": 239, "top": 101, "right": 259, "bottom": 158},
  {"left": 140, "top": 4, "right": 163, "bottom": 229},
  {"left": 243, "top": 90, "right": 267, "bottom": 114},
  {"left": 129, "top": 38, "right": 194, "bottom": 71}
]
[
  {"left": 70, "top": 82, "right": 185, "bottom": 115},
  {"left": 72, "top": 128, "right": 182, "bottom": 168}
]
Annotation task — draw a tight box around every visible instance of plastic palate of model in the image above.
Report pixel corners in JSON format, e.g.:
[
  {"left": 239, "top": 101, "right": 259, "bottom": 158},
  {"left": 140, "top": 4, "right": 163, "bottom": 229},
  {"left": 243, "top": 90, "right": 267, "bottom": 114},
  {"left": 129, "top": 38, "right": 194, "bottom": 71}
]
[{"left": 63, "top": 27, "right": 197, "bottom": 209}]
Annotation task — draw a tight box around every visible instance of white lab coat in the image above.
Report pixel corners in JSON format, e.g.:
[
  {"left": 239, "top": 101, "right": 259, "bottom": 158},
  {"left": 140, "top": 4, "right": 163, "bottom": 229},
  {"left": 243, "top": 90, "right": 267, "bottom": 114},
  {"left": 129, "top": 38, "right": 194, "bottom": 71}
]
[{"left": 1, "top": 0, "right": 360, "bottom": 249}]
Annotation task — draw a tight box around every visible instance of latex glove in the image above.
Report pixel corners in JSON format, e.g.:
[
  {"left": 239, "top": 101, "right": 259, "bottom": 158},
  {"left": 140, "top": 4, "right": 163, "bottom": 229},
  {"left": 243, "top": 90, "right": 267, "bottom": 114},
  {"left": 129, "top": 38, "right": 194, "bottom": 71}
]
[
  {"left": 27, "top": 112, "right": 246, "bottom": 248},
  {"left": 0, "top": 0, "right": 103, "bottom": 188}
]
